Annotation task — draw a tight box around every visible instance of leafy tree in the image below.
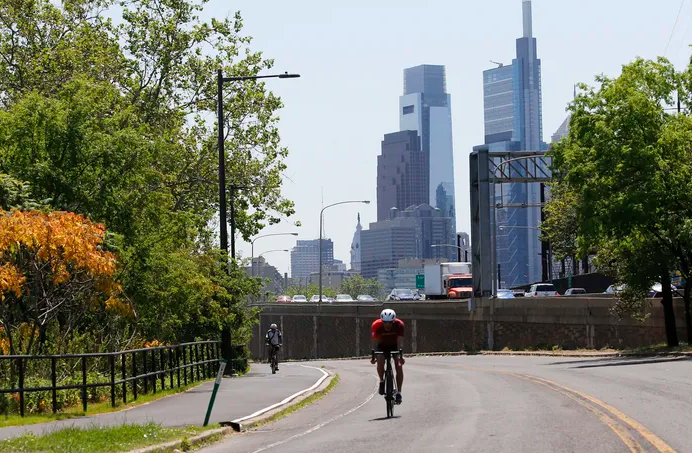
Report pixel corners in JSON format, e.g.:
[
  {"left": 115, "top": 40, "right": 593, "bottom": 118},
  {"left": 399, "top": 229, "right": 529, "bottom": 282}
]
[
  {"left": 339, "top": 274, "right": 384, "bottom": 299},
  {"left": 0, "top": 210, "right": 127, "bottom": 354},
  {"left": 0, "top": 0, "right": 297, "bottom": 349},
  {"left": 546, "top": 56, "right": 692, "bottom": 346},
  {"left": 284, "top": 282, "right": 337, "bottom": 300}
]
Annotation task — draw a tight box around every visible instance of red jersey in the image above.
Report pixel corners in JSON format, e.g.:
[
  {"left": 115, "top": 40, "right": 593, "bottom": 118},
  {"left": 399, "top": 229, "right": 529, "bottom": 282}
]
[{"left": 371, "top": 318, "right": 405, "bottom": 346}]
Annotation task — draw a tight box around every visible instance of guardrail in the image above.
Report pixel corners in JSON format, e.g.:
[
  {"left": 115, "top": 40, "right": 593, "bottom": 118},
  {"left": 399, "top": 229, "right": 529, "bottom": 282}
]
[{"left": 0, "top": 340, "right": 221, "bottom": 417}]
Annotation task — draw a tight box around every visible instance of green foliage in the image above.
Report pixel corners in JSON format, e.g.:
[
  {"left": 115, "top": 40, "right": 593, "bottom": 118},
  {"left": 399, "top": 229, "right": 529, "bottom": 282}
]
[
  {"left": 0, "top": 0, "right": 294, "bottom": 348},
  {"left": 283, "top": 282, "right": 337, "bottom": 299},
  {"left": 339, "top": 274, "right": 384, "bottom": 299},
  {"left": 545, "top": 56, "right": 692, "bottom": 343}
]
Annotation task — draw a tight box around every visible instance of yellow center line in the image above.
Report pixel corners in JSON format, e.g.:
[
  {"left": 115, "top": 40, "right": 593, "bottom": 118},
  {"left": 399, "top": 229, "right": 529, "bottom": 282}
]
[{"left": 458, "top": 365, "right": 678, "bottom": 453}]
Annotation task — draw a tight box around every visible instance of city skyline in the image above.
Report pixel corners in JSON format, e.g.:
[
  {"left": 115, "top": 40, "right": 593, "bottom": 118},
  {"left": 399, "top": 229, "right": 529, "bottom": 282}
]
[{"left": 224, "top": 0, "right": 692, "bottom": 277}]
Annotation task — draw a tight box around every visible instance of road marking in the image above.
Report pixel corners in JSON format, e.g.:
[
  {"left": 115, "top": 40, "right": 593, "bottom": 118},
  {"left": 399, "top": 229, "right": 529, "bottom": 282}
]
[
  {"left": 249, "top": 384, "right": 378, "bottom": 453},
  {"left": 232, "top": 365, "right": 329, "bottom": 424},
  {"left": 461, "top": 365, "right": 677, "bottom": 453}
]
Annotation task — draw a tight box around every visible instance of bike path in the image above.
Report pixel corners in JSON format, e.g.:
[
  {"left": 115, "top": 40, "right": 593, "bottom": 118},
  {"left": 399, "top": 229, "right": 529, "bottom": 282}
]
[{"left": 0, "top": 363, "right": 323, "bottom": 440}]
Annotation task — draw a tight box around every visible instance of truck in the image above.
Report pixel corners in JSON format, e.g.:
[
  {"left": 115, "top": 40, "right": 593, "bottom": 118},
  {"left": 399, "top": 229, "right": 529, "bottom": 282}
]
[{"left": 424, "top": 262, "right": 473, "bottom": 300}]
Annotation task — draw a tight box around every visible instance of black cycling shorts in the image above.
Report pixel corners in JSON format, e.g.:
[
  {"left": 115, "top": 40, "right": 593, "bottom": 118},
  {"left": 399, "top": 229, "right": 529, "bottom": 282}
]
[{"left": 376, "top": 343, "right": 399, "bottom": 354}]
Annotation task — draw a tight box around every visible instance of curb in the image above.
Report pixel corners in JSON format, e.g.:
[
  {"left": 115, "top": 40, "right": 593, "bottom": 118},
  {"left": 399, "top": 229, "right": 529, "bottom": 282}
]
[
  {"left": 228, "top": 370, "right": 336, "bottom": 431},
  {"left": 125, "top": 427, "right": 232, "bottom": 453},
  {"left": 270, "top": 349, "right": 692, "bottom": 362}
]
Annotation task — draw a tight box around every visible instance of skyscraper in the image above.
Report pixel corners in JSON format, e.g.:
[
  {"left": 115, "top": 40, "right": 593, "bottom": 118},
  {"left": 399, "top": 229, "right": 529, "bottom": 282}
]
[
  {"left": 481, "top": 0, "right": 547, "bottom": 288},
  {"left": 399, "top": 65, "right": 456, "bottom": 221},
  {"left": 350, "top": 214, "right": 363, "bottom": 273},
  {"left": 290, "top": 239, "right": 334, "bottom": 279},
  {"left": 377, "top": 131, "right": 428, "bottom": 222}
]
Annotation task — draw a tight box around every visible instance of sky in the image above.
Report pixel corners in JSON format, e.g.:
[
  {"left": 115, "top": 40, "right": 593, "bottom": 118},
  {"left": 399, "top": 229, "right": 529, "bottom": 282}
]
[{"left": 201, "top": 0, "right": 692, "bottom": 278}]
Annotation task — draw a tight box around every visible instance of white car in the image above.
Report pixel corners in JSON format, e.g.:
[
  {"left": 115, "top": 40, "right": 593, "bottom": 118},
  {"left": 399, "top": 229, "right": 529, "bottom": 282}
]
[
  {"left": 292, "top": 295, "right": 307, "bottom": 303},
  {"left": 357, "top": 294, "right": 376, "bottom": 302},
  {"left": 309, "top": 295, "right": 329, "bottom": 303},
  {"left": 524, "top": 283, "right": 559, "bottom": 297},
  {"left": 335, "top": 294, "right": 355, "bottom": 302}
]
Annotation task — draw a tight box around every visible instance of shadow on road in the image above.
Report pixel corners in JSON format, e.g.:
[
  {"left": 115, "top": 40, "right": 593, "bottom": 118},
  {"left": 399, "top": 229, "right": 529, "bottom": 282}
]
[
  {"left": 546, "top": 356, "right": 691, "bottom": 369},
  {"left": 369, "top": 416, "right": 401, "bottom": 421}
]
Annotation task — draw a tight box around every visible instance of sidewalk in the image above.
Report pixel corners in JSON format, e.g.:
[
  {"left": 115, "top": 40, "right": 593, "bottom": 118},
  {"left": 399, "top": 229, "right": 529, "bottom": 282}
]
[{"left": 0, "top": 363, "right": 324, "bottom": 440}]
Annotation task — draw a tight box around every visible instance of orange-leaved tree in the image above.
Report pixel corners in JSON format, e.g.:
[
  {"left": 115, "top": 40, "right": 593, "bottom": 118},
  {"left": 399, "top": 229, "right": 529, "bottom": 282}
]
[{"left": 0, "top": 210, "right": 129, "bottom": 355}]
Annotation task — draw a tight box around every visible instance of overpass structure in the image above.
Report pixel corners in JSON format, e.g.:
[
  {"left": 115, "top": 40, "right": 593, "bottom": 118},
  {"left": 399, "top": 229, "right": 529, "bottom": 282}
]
[{"left": 469, "top": 147, "right": 551, "bottom": 297}]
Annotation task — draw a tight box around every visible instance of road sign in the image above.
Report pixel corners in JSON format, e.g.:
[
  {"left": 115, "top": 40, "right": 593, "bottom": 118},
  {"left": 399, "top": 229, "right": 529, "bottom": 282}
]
[{"left": 416, "top": 274, "right": 425, "bottom": 289}]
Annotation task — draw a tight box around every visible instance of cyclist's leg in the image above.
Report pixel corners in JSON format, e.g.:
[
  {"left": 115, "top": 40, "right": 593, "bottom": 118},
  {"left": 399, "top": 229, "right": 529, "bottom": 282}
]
[
  {"left": 274, "top": 346, "right": 279, "bottom": 369},
  {"left": 375, "top": 344, "right": 386, "bottom": 394},
  {"left": 394, "top": 355, "right": 403, "bottom": 403}
]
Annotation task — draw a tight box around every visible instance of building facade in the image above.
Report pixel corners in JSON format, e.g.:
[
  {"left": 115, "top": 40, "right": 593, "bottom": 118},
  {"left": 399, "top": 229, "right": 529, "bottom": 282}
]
[
  {"left": 399, "top": 65, "right": 456, "bottom": 221},
  {"left": 290, "top": 239, "right": 334, "bottom": 279},
  {"left": 350, "top": 214, "right": 363, "bottom": 272},
  {"left": 480, "top": 0, "right": 547, "bottom": 288},
  {"left": 360, "top": 204, "right": 455, "bottom": 279},
  {"left": 377, "top": 131, "right": 428, "bottom": 221}
]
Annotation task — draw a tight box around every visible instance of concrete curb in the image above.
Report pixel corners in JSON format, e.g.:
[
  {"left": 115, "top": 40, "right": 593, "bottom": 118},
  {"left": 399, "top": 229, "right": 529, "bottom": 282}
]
[
  {"left": 271, "top": 349, "right": 692, "bottom": 362},
  {"left": 229, "top": 370, "right": 336, "bottom": 431},
  {"left": 125, "top": 427, "right": 232, "bottom": 453},
  {"left": 123, "top": 370, "right": 336, "bottom": 453}
]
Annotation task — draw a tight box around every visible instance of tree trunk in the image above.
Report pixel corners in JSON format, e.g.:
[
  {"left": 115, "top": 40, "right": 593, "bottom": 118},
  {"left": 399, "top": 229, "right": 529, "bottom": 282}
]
[
  {"left": 685, "top": 279, "right": 692, "bottom": 345},
  {"left": 660, "top": 272, "right": 679, "bottom": 347}
]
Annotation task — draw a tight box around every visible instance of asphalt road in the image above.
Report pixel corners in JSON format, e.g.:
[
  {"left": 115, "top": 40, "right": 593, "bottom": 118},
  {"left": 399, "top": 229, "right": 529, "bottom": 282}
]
[
  {"left": 201, "top": 355, "right": 692, "bottom": 453},
  {"left": 0, "top": 362, "right": 323, "bottom": 440}
]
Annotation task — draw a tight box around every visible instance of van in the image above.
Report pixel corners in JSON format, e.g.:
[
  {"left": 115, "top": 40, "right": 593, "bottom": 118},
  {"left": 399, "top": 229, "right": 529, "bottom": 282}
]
[{"left": 524, "top": 283, "right": 559, "bottom": 297}]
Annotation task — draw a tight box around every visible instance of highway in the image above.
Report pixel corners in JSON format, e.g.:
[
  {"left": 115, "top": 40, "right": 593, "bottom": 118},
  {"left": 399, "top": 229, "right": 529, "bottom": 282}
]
[{"left": 201, "top": 355, "right": 692, "bottom": 453}]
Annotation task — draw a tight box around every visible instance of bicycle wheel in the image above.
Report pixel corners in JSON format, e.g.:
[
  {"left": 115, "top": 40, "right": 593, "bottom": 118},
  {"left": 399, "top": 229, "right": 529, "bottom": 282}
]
[
  {"left": 271, "top": 352, "right": 277, "bottom": 374},
  {"left": 385, "top": 361, "right": 394, "bottom": 418}
]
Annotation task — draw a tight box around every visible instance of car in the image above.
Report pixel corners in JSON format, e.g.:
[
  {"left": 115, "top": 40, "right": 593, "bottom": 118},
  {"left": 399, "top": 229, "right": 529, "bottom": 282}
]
[
  {"left": 512, "top": 290, "right": 525, "bottom": 298},
  {"left": 524, "top": 283, "right": 559, "bottom": 297},
  {"left": 356, "top": 294, "right": 376, "bottom": 302},
  {"left": 496, "top": 289, "right": 515, "bottom": 298},
  {"left": 292, "top": 295, "right": 307, "bottom": 303},
  {"left": 604, "top": 284, "right": 623, "bottom": 295},
  {"left": 386, "top": 288, "right": 415, "bottom": 301},
  {"left": 335, "top": 294, "right": 355, "bottom": 302},
  {"left": 309, "top": 295, "right": 329, "bottom": 303},
  {"left": 275, "top": 295, "right": 292, "bottom": 303},
  {"left": 564, "top": 288, "right": 587, "bottom": 295}
]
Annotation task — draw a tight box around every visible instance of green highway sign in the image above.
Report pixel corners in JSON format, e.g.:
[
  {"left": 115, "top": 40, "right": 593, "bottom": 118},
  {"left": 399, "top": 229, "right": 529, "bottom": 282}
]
[{"left": 416, "top": 274, "right": 425, "bottom": 289}]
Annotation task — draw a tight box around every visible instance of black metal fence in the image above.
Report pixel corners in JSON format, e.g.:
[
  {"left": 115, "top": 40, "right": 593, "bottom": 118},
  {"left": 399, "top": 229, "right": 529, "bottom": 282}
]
[{"left": 0, "top": 340, "right": 221, "bottom": 417}]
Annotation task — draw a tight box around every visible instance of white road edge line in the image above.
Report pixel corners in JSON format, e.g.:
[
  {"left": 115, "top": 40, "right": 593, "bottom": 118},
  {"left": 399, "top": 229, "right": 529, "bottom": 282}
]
[
  {"left": 250, "top": 383, "right": 378, "bottom": 453},
  {"left": 231, "top": 365, "right": 329, "bottom": 424}
]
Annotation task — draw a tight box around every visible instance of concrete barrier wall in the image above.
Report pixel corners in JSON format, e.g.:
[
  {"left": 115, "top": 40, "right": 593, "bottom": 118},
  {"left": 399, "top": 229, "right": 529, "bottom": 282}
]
[{"left": 250, "top": 297, "right": 687, "bottom": 361}]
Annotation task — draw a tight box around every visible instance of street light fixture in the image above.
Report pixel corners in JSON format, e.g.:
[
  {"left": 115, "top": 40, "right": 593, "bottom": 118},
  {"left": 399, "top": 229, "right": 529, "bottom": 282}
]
[
  {"left": 250, "top": 233, "right": 299, "bottom": 277},
  {"left": 216, "top": 69, "right": 300, "bottom": 372},
  {"left": 319, "top": 200, "right": 370, "bottom": 307}
]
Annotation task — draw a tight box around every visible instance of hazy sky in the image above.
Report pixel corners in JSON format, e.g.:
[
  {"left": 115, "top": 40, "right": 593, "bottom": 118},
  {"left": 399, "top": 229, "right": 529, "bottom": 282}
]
[{"left": 201, "top": 0, "right": 692, "bottom": 279}]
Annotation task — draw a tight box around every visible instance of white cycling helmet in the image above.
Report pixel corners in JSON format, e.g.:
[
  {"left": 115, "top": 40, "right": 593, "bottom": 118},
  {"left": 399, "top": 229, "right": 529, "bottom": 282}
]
[
  {"left": 380, "top": 309, "right": 396, "bottom": 322},
  {"left": 270, "top": 323, "right": 277, "bottom": 329}
]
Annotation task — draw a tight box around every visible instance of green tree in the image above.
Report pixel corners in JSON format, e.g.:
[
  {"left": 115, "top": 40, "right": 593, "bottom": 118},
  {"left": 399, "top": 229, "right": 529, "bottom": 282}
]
[
  {"left": 339, "top": 274, "right": 384, "bottom": 299},
  {"left": 0, "top": 0, "right": 296, "bottom": 348},
  {"left": 545, "top": 56, "right": 692, "bottom": 346},
  {"left": 284, "top": 282, "right": 337, "bottom": 300}
]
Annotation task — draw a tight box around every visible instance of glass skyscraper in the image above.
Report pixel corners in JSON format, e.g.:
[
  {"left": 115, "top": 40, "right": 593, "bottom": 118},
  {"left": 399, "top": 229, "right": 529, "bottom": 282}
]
[
  {"left": 482, "top": 0, "right": 547, "bottom": 288},
  {"left": 399, "top": 65, "right": 456, "bottom": 223}
]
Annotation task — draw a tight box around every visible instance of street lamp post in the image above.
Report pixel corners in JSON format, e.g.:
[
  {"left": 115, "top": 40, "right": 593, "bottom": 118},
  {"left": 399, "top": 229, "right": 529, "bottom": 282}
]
[
  {"left": 217, "top": 69, "right": 299, "bottom": 372},
  {"left": 251, "top": 233, "right": 299, "bottom": 277},
  {"left": 431, "top": 244, "right": 470, "bottom": 262},
  {"left": 319, "top": 200, "right": 370, "bottom": 307}
]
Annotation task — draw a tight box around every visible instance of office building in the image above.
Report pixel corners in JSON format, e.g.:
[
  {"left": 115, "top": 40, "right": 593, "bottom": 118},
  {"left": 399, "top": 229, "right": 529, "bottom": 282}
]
[
  {"left": 399, "top": 65, "right": 456, "bottom": 220},
  {"left": 377, "top": 131, "right": 428, "bottom": 221},
  {"left": 551, "top": 115, "right": 570, "bottom": 143},
  {"left": 290, "top": 239, "right": 334, "bottom": 279},
  {"left": 245, "top": 257, "right": 286, "bottom": 295},
  {"left": 480, "top": 0, "right": 547, "bottom": 288},
  {"left": 350, "top": 214, "right": 363, "bottom": 272},
  {"left": 360, "top": 204, "right": 455, "bottom": 279},
  {"left": 308, "top": 270, "right": 359, "bottom": 290}
]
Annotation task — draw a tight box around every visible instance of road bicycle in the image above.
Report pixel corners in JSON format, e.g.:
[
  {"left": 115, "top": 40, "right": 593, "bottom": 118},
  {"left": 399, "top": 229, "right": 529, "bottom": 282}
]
[
  {"left": 267, "top": 344, "right": 280, "bottom": 374},
  {"left": 372, "top": 349, "right": 402, "bottom": 418}
]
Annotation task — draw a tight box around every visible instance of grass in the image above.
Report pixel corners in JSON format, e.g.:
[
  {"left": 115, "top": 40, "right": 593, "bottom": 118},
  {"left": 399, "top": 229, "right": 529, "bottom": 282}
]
[
  {"left": 244, "top": 374, "right": 340, "bottom": 429},
  {"left": 0, "top": 422, "right": 217, "bottom": 453},
  {"left": 0, "top": 378, "right": 214, "bottom": 429}
]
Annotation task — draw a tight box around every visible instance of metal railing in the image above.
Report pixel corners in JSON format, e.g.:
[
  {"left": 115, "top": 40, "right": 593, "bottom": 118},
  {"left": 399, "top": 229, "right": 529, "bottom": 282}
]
[{"left": 0, "top": 340, "right": 221, "bottom": 417}]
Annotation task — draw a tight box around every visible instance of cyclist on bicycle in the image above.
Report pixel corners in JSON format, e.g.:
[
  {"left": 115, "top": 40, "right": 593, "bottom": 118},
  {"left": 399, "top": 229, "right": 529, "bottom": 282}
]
[
  {"left": 370, "top": 308, "right": 405, "bottom": 404},
  {"left": 265, "top": 323, "right": 282, "bottom": 370}
]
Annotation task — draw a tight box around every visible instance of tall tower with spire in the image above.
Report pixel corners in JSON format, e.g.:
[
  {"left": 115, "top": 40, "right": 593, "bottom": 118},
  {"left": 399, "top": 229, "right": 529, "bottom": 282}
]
[
  {"left": 479, "top": 0, "right": 546, "bottom": 288},
  {"left": 350, "top": 213, "right": 363, "bottom": 273}
]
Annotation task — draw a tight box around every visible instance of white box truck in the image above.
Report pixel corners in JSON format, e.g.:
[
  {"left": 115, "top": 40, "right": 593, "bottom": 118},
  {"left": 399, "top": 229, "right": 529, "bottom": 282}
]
[{"left": 424, "top": 262, "right": 473, "bottom": 300}]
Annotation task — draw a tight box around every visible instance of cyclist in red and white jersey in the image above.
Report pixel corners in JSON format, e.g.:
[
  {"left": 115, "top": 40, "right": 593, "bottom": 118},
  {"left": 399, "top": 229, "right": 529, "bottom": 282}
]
[{"left": 370, "top": 308, "right": 405, "bottom": 404}]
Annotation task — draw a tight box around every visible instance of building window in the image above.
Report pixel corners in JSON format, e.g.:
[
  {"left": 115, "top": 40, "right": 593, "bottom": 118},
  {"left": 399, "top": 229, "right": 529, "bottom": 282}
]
[{"left": 402, "top": 105, "right": 414, "bottom": 115}]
